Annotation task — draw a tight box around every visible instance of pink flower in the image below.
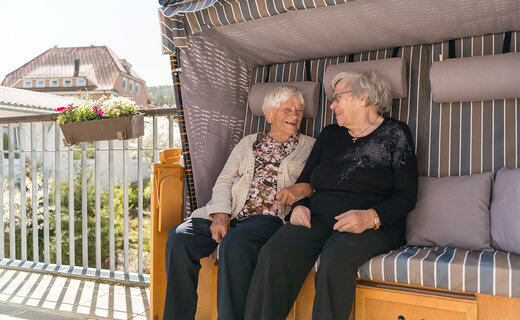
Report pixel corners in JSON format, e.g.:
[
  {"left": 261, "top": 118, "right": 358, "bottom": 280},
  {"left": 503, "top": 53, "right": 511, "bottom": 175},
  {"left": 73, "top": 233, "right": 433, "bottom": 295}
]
[
  {"left": 97, "top": 109, "right": 104, "bottom": 115},
  {"left": 57, "top": 107, "right": 65, "bottom": 112}
]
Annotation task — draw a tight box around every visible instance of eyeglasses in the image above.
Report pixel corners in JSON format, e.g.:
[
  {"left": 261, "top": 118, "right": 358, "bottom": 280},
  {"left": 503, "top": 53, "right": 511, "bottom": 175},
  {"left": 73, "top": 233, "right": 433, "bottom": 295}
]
[{"left": 331, "top": 91, "right": 353, "bottom": 103}]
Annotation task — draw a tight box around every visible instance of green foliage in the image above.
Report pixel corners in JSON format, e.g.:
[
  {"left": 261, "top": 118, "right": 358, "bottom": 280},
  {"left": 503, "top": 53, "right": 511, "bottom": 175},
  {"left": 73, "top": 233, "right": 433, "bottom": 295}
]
[
  {"left": 4, "top": 159, "right": 152, "bottom": 273},
  {"left": 148, "top": 85, "right": 176, "bottom": 106}
]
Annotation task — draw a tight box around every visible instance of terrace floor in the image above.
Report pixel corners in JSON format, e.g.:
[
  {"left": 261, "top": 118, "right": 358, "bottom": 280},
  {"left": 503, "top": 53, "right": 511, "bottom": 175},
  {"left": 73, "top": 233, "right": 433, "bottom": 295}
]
[{"left": 0, "top": 268, "right": 149, "bottom": 320}]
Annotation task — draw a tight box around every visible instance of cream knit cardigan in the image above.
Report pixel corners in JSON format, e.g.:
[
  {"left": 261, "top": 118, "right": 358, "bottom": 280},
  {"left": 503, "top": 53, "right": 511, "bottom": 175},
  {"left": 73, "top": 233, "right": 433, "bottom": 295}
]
[{"left": 190, "top": 133, "right": 315, "bottom": 220}]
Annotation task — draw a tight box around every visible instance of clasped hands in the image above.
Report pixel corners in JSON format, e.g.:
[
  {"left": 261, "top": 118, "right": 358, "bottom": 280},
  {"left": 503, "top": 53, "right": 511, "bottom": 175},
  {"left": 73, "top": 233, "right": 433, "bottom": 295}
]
[
  {"left": 290, "top": 206, "right": 376, "bottom": 233},
  {"left": 209, "top": 183, "right": 314, "bottom": 243}
]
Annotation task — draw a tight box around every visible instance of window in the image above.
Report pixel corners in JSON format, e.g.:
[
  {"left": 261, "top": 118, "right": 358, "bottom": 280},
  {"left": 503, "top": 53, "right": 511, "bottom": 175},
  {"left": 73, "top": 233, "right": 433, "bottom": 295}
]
[
  {"left": 129, "top": 80, "right": 134, "bottom": 92},
  {"left": 63, "top": 79, "right": 72, "bottom": 87},
  {"left": 123, "top": 78, "right": 127, "bottom": 90},
  {"left": 50, "top": 80, "right": 58, "bottom": 87},
  {"left": 76, "top": 79, "right": 86, "bottom": 86},
  {"left": 136, "top": 83, "right": 140, "bottom": 94},
  {"left": 36, "top": 80, "right": 45, "bottom": 88},
  {"left": 23, "top": 80, "right": 32, "bottom": 88}
]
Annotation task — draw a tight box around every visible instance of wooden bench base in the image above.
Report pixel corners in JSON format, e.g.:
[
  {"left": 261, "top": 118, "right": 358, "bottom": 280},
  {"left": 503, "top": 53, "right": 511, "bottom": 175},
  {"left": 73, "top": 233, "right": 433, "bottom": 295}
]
[{"left": 195, "top": 258, "right": 520, "bottom": 320}]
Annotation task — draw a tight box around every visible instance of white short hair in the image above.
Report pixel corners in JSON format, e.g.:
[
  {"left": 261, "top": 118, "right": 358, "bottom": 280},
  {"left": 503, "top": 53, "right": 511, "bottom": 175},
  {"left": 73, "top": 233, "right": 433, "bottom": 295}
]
[
  {"left": 262, "top": 86, "right": 305, "bottom": 112},
  {"left": 331, "top": 71, "right": 392, "bottom": 114}
]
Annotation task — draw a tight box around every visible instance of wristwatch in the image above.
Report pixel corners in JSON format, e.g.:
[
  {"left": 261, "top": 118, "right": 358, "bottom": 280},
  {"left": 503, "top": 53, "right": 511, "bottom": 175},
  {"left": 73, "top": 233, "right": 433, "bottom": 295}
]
[{"left": 368, "top": 208, "right": 381, "bottom": 230}]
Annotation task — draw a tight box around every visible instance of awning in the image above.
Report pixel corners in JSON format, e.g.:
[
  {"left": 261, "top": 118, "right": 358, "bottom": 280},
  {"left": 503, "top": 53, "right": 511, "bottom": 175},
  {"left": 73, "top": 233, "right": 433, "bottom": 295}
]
[
  {"left": 158, "top": 0, "right": 351, "bottom": 53},
  {"left": 159, "top": 0, "right": 519, "bottom": 66}
]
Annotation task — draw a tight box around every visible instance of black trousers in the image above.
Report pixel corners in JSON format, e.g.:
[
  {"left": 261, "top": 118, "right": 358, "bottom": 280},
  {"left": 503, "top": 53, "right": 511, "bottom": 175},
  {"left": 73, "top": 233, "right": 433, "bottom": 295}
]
[
  {"left": 163, "top": 215, "right": 282, "bottom": 320},
  {"left": 244, "top": 216, "right": 405, "bottom": 320}
]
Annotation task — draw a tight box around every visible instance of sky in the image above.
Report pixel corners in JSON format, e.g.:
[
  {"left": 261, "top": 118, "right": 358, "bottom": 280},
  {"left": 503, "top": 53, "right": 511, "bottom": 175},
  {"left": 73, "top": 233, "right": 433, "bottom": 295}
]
[{"left": 0, "top": 0, "right": 172, "bottom": 87}]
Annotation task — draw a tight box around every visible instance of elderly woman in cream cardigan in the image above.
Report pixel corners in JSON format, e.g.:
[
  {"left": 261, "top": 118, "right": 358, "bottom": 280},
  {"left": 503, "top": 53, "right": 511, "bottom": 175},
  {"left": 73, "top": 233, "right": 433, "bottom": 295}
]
[{"left": 163, "top": 86, "right": 315, "bottom": 320}]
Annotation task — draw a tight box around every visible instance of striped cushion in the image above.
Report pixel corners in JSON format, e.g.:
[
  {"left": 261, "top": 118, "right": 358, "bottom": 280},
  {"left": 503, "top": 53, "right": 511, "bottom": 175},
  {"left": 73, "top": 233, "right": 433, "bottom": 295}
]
[
  {"left": 211, "top": 245, "right": 520, "bottom": 298},
  {"left": 357, "top": 246, "right": 520, "bottom": 298}
]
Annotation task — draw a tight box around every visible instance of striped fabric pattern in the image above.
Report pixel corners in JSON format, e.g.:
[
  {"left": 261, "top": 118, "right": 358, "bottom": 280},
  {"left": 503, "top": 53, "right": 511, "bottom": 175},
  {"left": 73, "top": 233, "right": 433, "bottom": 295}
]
[
  {"left": 246, "top": 31, "right": 520, "bottom": 177},
  {"left": 356, "top": 246, "right": 520, "bottom": 298},
  {"left": 159, "top": 0, "right": 352, "bottom": 52}
]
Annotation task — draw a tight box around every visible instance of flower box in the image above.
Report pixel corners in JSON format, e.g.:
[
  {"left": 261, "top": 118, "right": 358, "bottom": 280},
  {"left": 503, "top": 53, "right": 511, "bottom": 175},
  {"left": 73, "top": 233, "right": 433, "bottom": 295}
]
[{"left": 59, "top": 113, "right": 144, "bottom": 146}]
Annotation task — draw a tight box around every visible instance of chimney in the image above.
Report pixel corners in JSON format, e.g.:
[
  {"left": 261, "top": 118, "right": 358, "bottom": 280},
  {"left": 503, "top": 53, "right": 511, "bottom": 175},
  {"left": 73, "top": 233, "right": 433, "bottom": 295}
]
[
  {"left": 74, "top": 58, "right": 80, "bottom": 77},
  {"left": 121, "top": 59, "right": 132, "bottom": 73}
]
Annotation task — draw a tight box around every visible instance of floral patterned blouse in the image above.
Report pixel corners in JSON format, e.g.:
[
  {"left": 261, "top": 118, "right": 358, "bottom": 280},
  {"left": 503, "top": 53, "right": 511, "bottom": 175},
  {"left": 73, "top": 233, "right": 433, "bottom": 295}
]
[{"left": 235, "top": 131, "right": 300, "bottom": 220}]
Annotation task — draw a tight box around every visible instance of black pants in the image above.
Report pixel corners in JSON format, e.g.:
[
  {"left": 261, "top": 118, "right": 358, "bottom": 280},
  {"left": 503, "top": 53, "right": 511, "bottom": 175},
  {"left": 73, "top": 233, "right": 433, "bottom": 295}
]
[
  {"left": 163, "top": 215, "right": 283, "bottom": 320},
  {"left": 244, "top": 216, "right": 405, "bottom": 320}
]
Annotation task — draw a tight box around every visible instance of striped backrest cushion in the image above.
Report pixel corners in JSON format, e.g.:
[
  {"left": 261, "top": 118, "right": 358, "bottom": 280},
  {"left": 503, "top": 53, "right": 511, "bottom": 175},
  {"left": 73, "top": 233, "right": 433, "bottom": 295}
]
[
  {"left": 430, "top": 53, "right": 520, "bottom": 103},
  {"left": 322, "top": 58, "right": 408, "bottom": 100}
]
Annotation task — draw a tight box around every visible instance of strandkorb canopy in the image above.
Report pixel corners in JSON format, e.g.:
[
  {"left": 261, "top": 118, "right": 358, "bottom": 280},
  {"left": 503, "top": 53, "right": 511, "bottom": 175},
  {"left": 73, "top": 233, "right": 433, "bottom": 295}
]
[{"left": 157, "top": 0, "right": 519, "bottom": 211}]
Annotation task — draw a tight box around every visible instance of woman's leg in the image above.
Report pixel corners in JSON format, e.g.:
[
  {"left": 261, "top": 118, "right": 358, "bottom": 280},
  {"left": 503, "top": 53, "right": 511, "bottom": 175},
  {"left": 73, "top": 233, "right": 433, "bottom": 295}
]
[
  {"left": 217, "top": 215, "right": 283, "bottom": 320},
  {"left": 313, "top": 226, "right": 405, "bottom": 320},
  {"left": 245, "top": 218, "right": 331, "bottom": 320},
  {"left": 163, "top": 218, "right": 217, "bottom": 320}
]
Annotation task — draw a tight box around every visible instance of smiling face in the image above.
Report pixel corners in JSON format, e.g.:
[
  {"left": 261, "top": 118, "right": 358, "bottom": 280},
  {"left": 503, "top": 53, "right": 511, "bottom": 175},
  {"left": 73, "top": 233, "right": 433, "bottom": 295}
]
[
  {"left": 265, "top": 95, "right": 303, "bottom": 142},
  {"left": 330, "top": 80, "right": 366, "bottom": 128}
]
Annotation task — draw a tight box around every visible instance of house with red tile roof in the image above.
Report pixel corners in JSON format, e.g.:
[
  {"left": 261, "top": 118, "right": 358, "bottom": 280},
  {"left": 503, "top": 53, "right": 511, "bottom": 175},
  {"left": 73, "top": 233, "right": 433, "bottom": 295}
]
[{"left": 1, "top": 46, "right": 151, "bottom": 106}]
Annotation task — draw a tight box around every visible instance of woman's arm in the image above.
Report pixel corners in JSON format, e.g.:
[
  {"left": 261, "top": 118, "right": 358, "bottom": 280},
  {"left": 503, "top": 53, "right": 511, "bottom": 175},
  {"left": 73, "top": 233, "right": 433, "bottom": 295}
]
[
  {"left": 290, "top": 127, "right": 329, "bottom": 209},
  {"left": 372, "top": 124, "right": 418, "bottom": 227},
  {"left": 204, "top": 137, "right": 251, "bottom": 215}
]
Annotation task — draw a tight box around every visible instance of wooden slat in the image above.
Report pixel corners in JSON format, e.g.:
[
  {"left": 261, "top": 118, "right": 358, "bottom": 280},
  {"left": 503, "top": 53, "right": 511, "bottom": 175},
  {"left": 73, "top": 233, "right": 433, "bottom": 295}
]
[
  {"left": 138, "top": 137, "right": 144, "bottom": 274},
  {"left": 109, "top": 140, "right": 115, "bottom": 271},
  {"left": 20, "top": 123, "right": 27, "bottom": 261},
  {"left": 8, "top": 124, "right": 15, "bottom": 259},
  {"left": 68, "top": 145, "right": 74, "bottom": 266},
  {"left": 123, "top": 140, "right": 130, "bottom": 273},
  {"left": 42, "top": 123, "right": 50, "bottom": 264},
  {"left": 54, "top": 123, "right": 61, "bottom": 265},
  {"left": 81, "top": 143, "right": 88, "bottom": 267},
  {"left": 95, "top": 141, "right": 101, "bottom": 270}
]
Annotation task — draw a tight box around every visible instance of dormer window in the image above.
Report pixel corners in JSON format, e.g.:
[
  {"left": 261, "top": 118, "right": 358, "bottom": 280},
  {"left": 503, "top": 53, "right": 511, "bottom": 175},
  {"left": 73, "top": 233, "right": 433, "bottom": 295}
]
[
  {"left": 37, "top": 80, "right": 45, "bottom": 88},
  {"left": 123, "top": 78, "right": 127, "bottom": 90},
  {"left": 64, "top": 79, "right": 72, "bottom": 87},
  {"left": 23, "top": 80, "right": 32, "bottom": 88},
  {"left": 77, "top": 79, "right": 86, "bottom": 86},
  {"left": 50, "top": 80, "right": 58, "bottom": 87}
]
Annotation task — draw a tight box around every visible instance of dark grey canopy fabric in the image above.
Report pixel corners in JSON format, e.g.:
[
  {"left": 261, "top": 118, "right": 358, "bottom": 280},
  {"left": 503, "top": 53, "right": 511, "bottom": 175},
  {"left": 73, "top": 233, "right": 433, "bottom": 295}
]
[{"left": 179, "top": 32, "right": 251, "bottom": 207}]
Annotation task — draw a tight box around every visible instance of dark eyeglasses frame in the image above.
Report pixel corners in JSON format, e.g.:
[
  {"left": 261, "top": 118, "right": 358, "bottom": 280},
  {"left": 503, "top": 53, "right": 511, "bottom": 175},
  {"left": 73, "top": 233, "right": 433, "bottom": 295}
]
[{"left": 331, "top": 90, "right": 353, "bottom": 103}]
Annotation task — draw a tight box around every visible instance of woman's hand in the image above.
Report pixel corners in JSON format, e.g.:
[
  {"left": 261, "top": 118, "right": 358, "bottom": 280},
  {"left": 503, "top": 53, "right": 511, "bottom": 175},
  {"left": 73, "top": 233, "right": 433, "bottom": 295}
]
[
  {"left": 210, "top": 213, "right": 230, "bottom": 243},
  {"left": 276, "top": 183, "right": 314, "bottom": 206},
  {"left": 333, "top": 209, "right": 374, "bottom": 233},
  {"left": 290, "top": 205, "right": 311, "bottom": 228}
]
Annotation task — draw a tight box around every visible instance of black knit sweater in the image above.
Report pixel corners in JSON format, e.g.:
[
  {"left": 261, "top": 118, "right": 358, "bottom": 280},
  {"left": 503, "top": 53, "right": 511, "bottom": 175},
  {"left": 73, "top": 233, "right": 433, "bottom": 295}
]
[{"left": 294, "top": 117, "right": 418, "bottom": 229}]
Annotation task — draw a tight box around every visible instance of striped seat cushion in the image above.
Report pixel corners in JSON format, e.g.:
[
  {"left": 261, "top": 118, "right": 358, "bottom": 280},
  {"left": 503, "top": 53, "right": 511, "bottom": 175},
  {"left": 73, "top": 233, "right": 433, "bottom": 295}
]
[
  {"left": 211, "top": 245, "right": 520, "bottom": 298},
  {"left": 357, "top": 246, "right": 520, "bottom": 298}
]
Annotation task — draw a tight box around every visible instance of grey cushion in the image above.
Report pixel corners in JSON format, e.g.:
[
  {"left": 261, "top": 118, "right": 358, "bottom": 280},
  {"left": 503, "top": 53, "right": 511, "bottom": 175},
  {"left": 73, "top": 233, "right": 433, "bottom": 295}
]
[
  {"left": 430, "top": 52, "right": 520, "bottom": 103},
  {"left": 490, "top": 167, "right": 520, "bottom": 255},
  {"left": 322, "top": 58, "right": 407, "bottom": 100},
  {"left": 248, "top": 82, "right": 320, "bottom": 118},
  {"left": 406, "top": 172, "right": 493, "bottom": 251}
]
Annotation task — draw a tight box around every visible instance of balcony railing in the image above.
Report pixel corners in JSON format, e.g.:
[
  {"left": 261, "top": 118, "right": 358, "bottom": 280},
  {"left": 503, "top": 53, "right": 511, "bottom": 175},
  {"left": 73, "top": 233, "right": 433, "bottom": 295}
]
[{"left": 0, "top": 109, "right": 180, "bottom": 286}]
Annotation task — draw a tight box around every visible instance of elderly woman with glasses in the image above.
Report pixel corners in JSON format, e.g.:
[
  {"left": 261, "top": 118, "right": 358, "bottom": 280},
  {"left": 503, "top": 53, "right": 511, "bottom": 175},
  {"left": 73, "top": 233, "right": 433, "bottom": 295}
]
[
  {"left": 163, "top": 86, "right": 315, "bottom": 320},
  {"left": 245, "top": 72, "right": 418, "bottom": 320}
]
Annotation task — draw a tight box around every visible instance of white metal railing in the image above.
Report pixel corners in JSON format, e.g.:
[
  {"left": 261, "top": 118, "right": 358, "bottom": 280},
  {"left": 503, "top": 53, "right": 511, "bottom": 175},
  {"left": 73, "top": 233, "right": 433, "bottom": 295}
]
[{"left": 0, "top": 109, "right": 180, "bottom": 284}]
